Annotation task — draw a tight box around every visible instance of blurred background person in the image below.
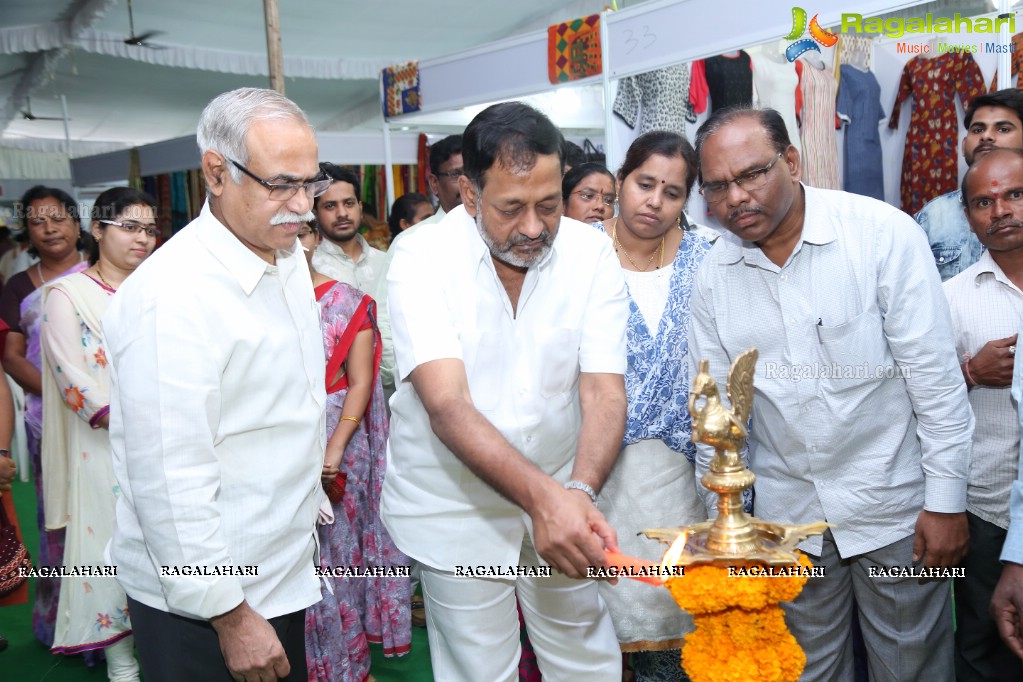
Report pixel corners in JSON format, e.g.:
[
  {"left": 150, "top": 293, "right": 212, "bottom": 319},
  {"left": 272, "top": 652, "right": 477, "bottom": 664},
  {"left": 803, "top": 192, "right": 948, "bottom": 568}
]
[
  {"left": 563, "top": 162, "right": 616, "bottom": 226},
  {"left": 40, "top": 187, "right": 157, "bottom": 681},
  {"left": 0, "top": 350, "right": 24, "bottom": 655},
  {"left": 593, "top": 131, "right": 709, "bottom": 682},
  {"left": 387, "top": 193, "right": 433, "bottom": 243},
  {"left": 0, "top": 185, "right": 90, "bottom": 648}
]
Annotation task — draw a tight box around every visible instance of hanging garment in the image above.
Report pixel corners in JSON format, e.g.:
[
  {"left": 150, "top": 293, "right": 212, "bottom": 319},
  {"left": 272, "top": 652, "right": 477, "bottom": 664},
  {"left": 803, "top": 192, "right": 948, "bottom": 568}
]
[
  {"left": 837, "top": 64, "right": 885, "bottom": 200},
  {"left": 695, "top": 51, "right": 754, "bottom": 114},
  {"left": 750, "top": 49, "right": 801, "bottom": 153},
  {"left": 987, "top": 32, "right": 1023, "bottom": 90},
  {"left": 612, "top": 64, "right": 695, "bottom": 136},
  {"left": 797, "top": 60, "right": 841, "bottom": 190},
  {"left": 889, "top": 52, "right": 985, "bottom": 215}
]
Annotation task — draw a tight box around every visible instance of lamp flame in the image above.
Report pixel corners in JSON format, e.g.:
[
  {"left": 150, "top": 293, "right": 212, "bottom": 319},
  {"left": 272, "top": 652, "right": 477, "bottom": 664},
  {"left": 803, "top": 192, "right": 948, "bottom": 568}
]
[{"left": 659, "top": 530, "right": 689, "bottom": 582}]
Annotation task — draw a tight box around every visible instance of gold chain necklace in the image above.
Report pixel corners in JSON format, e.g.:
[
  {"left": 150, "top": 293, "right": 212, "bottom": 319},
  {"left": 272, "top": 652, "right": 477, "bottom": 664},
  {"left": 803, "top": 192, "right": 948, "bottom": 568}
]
[
  {"left": 612, "top": 220, "right": 665, "bottom": 271},
  {"left": 94, "top": 265, "right": 115, "bottom": 291}
]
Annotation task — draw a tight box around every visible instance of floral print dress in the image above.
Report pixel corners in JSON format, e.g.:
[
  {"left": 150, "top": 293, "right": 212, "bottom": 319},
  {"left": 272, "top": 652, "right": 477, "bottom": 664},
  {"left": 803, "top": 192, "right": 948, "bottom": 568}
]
[{"left": 40, "top": 272, "right": 132, "bottom": 654}]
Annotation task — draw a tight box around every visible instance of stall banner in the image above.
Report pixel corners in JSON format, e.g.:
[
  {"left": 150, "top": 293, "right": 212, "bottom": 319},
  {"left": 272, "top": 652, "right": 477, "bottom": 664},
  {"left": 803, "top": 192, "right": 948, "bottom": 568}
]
[
  {"left": 382, "top": 60, "right": 421, "bottom": 118},
  {"left": 548, "top": 14, "right": 602, "bottom": 84}
]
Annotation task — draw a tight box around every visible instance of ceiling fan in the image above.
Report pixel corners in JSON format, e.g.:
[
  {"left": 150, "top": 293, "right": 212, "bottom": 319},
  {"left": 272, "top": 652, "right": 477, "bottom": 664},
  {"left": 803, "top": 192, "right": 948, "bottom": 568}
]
[
  {"left": 21, "top": 97, "right": 69, "bottom": 122},
  {"left": 121, "top": 0, "right": 165, "bottom": 48}
]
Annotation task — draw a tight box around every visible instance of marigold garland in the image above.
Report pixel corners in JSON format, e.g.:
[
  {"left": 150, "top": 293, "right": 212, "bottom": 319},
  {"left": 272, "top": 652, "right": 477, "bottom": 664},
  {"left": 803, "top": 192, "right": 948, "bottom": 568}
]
[{"left": 664, "top": 553, "right": 814, "bottom": 682}]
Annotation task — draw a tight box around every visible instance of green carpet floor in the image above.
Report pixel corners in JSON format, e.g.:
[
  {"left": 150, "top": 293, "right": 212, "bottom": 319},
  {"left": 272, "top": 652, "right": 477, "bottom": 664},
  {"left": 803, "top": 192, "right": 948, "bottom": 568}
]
[{"left": 2, "top": 477, "right": 434, "bottom": 681}]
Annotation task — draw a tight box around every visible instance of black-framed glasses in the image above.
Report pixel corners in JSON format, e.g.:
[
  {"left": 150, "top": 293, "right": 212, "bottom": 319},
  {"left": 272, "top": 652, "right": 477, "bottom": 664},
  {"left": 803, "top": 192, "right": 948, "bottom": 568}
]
[
  {"left": 98, "top": 219, "right": 160, "bottom": 239},
  {"left": 229, "top": 159, "right": 332, "bottom": 201},
  {"left": 433, "top": 168, "right": 464, "bottom": 181},
  {"left": 570, "top": 189, "right": 616, "bottom": 207},
  {"left": 700, "top": 153, "right": 784, "bottom": 204}
]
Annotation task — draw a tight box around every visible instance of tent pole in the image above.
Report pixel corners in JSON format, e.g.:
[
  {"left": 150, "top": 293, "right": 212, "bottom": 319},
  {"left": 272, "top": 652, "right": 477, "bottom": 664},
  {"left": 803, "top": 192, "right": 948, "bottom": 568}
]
[
  {"left": 601, "top": 9, "right": 615, "bottom": 173},
  {"left": 263, "top": 0, "right": 285, "bottom": 94}
]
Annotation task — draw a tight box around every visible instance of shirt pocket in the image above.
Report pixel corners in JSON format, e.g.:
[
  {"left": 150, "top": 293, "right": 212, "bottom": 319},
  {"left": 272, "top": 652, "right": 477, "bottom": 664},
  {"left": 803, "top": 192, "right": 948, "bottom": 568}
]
[
  {"left": 931, "top": 242, "right": 963, "bottom": 281},
  {"left": 461, "top": 330, "right": 503, "bottom": 412},
  {"left": 537, "top": 328, "right": 582, "bottom": 399},
  {"left": 815, "top": 305, "right": 888, "bottom": 393}
]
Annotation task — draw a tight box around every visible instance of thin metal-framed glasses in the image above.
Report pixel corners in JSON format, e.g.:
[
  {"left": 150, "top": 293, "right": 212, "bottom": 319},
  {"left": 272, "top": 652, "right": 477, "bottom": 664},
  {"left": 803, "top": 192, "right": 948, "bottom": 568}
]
[
  {"left": 570, "top": 189, "right": 616, "bottom": 207},
  {"left": 700, "top": 153, "right": 784, "bottom": 204},
  {"left": 433, "top": 168, "right": 464, "bottom": 181},
  {"left": 98, "top": 219, "right": 160, "bottom": 239},
  {"left": 229, "top": 159, "right": 332, "bottom": 201}
]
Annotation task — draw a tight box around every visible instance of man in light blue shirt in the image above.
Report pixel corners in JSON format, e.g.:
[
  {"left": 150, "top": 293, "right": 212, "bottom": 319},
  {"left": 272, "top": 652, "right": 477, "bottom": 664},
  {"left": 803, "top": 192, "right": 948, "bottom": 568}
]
[{"left": 915, "top": 89, "right": 1023, "bottom": 280}]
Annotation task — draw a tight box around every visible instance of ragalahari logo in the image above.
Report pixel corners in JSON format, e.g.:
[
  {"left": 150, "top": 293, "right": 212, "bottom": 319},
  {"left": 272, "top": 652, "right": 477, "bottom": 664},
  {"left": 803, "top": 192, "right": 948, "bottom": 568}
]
[{"left": 784, "top": 7, "right": 838, "bottom": 62}]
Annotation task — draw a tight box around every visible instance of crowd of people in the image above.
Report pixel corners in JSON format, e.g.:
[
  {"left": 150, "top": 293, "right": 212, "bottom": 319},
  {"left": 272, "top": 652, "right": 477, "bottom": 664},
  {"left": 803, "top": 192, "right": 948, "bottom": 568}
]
[{"left": 4, "top": 83, "right": 1023, "bottom": 682}]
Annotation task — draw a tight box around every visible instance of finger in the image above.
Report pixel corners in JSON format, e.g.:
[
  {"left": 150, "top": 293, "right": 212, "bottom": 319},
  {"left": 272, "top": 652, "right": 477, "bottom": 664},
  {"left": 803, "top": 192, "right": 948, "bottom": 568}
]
[
  {"left": 996, "top": 611, "right": 1023, "bottom": 659},
  {"left": 273, "top": 652, "right": 291, "bottom": 679},
  {"left": 996, "top": 334, "right": 1020, "bottom": 346},
  {"left": 912, "top": 530, "right": 925, "bottom": 563}
]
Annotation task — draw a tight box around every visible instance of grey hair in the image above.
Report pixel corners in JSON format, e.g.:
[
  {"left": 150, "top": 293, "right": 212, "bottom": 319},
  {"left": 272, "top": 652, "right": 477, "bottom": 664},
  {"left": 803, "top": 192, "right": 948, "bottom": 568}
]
[{"left": 196, "top": 88, "right": 311, "bottom": 184}]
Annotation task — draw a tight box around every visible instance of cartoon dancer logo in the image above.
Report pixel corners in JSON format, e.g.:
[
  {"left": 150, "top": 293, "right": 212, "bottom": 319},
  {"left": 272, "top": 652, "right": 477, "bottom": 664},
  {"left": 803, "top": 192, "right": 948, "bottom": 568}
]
[{"left": 784, "top": 7, "right": 838, "bottom": 62}]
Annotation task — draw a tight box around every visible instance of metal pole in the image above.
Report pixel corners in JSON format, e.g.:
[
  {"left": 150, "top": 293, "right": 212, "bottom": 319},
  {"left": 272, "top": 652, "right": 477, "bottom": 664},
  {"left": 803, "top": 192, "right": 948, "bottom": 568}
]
[
  {"left": 263, "top": 0, "right": 285, "bottom": 94},
  {"left": 998, "top": 0, "right": 1012, "bottom": 90},
  {"left": 600, "top": 9, "right": 615, "bottom": 173}
]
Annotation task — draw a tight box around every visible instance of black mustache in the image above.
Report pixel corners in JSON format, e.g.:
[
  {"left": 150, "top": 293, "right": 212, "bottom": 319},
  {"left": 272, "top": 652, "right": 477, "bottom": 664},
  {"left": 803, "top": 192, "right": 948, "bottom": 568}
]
[
  {"left": 729, "top": 208, "right": 762, "bottom": 222},
  {"left": 988, "top": 219, "right": 1023, "bottom": 235}
]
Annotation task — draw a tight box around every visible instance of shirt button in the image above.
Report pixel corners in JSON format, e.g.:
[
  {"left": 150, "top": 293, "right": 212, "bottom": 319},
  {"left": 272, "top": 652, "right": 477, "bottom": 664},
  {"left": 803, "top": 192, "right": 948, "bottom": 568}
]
[
  {"left": 780, "top": 274, "right": 788, "bottom": 281},
  {"left": 526, "top": 435, "right": 534, "bottom": 442}
]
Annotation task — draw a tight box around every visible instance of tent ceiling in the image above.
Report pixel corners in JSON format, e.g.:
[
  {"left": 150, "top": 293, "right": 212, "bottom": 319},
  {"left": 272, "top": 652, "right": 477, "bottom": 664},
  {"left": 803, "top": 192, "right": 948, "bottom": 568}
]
[{"left": 1, "top": 0, "right": 626, "bottom": 153}]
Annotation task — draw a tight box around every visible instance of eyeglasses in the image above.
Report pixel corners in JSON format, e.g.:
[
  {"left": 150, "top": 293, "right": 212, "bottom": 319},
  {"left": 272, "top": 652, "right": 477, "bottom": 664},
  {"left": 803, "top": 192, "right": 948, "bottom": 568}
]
[
  {"left": 297, "top": 228, "right": 317, "bottom": 239},
  {"left": 229, "top": 159, "right": 332, "bottom": 201},
  {"left": 98, "top": 220, "right": 160, "bottom": 239},
  {"left": 433, "top": 168, "right": 464, "bottom": 181},
  {"left": 700, "top": 153, "right": 784, "bottom": 204},
  {"left": 570, "top": 190, "right": 616, "bottom": 207}
]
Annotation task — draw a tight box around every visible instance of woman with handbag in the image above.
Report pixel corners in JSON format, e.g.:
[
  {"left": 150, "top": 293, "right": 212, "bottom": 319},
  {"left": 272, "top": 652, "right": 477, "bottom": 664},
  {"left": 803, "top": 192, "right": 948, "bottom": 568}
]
[
  {"left": 299, "top": 225, "right": 410, "bottom": 682},
  {"left": 39, "top": 187, "right": 157, "bottom": 681}
]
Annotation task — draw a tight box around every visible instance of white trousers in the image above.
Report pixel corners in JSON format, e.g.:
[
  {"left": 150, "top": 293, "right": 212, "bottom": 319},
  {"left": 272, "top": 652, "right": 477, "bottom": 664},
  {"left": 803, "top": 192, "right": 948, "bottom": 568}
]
[
  {"left": 105, "top": 635, "right": 140, "bottom": 682},
  {"left": 420, "top": 538, "right": 621, "bottom": 682}
]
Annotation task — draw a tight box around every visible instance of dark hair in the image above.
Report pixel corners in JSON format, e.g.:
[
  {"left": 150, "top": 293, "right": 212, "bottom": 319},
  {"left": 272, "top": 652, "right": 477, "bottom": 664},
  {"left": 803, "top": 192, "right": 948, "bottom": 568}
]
[
  {"left": 18, "top": 185, "right": 83, "bottom": 257},
  {"left": 965, "top": 89, "right": 1023, "bottom": 129},
  {"left": 388, "top": 192, "right": 431, "bottom": 239},
  {"left": 429, "top": 135, "right": 463, "bottom": 176},
  {"left": 563, "top": 140, "right": 587, "bottom": 169},
  {"left": 88, "top": 187, "right": 157, "bottom": 265},
  {"left": 694, "top": 106, "right": 791, "bottom": 182},
  {"left": 961, "top": 147, "right": 1023, "bottom": 206},
  {"left": 562, "top": 162, "right": 615, "bottom": 201},
  {"left": 618, "top": 131, "right": 699, "bottom": 198},
  {"left": 314, "top": 162, "right": 361, "bottom": 211},
  {"left": 462, "top": 102, "right": 564, "bottom": 190}
]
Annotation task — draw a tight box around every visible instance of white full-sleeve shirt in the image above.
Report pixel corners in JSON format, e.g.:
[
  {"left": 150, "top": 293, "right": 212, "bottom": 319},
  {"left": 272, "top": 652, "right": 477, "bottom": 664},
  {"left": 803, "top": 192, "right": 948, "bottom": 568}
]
[
  {"left": 688, "top": 185, "right": 973, "bottom": 558},
  {"left": 381, "top": 206, "right": 628, "bottom": 570},
  {"left": 103, "top": 202, "right": 326, "bottom": 620}
]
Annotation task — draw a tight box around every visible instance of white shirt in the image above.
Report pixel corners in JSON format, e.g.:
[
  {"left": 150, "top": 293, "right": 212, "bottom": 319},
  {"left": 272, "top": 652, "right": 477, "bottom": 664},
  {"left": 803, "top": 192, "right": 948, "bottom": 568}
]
[
  {"left": 944, "top": 251, "right": 1022, "bottom": 529},
  {"left": 689, "top": 185, "right": 973, "bottom": 557},
  {"left": 104, "top": 202, "right": 326, "bottom": 620},
  {"left": 312, "top": 233, "right": 385, "bottom": 293},
  {"left": 381, "top": 206, "right": 628, "bottom": 570}
]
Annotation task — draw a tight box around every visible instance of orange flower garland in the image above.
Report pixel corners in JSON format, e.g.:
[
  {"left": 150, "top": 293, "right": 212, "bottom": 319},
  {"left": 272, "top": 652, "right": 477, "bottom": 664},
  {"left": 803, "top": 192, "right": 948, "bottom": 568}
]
[{"left": 665, "top": 553, "right": 814, "bottom": 682}]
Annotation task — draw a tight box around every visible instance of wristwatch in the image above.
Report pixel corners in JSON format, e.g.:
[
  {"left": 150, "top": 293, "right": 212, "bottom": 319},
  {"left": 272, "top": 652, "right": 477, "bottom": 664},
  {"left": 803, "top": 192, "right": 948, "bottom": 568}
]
[
  {"left": 564, "top": 480, "right": 597, "bottom": 503},
  {"left": 0, "top": 449, "right": 9, "bottom": 458}
]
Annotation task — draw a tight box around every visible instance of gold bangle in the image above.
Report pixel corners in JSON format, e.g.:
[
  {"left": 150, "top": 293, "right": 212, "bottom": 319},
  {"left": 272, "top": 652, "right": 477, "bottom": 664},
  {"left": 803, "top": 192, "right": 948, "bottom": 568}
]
[{"left": 340, "top": 415, "right": 361, "bottom": 427}]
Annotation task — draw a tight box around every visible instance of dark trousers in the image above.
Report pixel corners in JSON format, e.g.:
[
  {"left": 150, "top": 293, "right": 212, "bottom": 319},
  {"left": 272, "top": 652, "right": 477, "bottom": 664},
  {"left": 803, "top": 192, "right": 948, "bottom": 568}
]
[
  {"left": 955, "top": 512, "right": 1023, "bottom": 682},
  {"left": 127, "top": 597, "right": 307, "bottom": 682}
]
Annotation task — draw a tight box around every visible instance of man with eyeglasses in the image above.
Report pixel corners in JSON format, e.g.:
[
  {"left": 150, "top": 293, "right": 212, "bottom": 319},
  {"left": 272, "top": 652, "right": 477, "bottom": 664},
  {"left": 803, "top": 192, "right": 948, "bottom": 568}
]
[
  {"left": 310, "top": 163, "right": 385, "bottom": 293},
  {"left": 689, "top": 106, "right": 973, "bottom": 681},
  {"left": 103, "top": 87, "right": 329, "bottom": 682}
]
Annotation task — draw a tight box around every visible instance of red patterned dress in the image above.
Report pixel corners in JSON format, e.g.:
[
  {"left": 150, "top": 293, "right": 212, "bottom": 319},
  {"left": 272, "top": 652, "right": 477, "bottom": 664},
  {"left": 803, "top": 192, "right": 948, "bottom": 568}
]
[{"left": 888, "top": 52, "right": 984, "bottom": 215}]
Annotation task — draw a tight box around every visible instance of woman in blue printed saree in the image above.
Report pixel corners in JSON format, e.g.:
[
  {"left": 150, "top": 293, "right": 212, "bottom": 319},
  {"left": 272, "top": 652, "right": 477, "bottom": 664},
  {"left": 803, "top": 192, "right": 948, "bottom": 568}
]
[{"left": 594, "top": 131, "right": 710, "bottom": 682}]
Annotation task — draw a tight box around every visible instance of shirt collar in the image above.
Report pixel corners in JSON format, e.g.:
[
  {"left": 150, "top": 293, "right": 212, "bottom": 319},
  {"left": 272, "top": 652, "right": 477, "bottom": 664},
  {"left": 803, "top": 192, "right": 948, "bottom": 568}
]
[
  {"left": 972, "top": 249, "right": 1021, "bottom": 293},
  {"left": 318, "top": 233, "right": 370, "bottom": 263},
  {"left": 194, "top": 201, "right": 297, "bottom": 295},
  {"left": 716, "top": 184, "right": 835, "bottom": 266}
]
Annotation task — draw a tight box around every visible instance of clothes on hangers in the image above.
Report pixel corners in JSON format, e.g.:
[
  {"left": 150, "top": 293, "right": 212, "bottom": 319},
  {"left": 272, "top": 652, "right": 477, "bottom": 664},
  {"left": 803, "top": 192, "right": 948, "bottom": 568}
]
[
  {"left": 612, "top": 64, "right": 695, "bottom": 136},
  {"left": 889, "top": 52, "right": 985, "bottom": 215},
  {"left": 796, "top": 59, "right": 841, "bottom": 190},
  {"left": 837, "top": 64, "right": 885, "bottom": 201},
  {"left": 987, "top": 32, "right": 1023, "bottom": 90},
  {"left": 750, "top": 47, "right": 801, "bottom": 153},
  {"left": 691, "top": 51, "right": 754, "bottom": 114}
]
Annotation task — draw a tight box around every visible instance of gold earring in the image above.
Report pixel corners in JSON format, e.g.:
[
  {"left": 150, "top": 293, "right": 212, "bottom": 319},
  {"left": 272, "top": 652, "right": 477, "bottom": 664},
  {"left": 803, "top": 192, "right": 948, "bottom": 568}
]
[{"left": 676, "top": 216, "right": 682, "bottom": 230}]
